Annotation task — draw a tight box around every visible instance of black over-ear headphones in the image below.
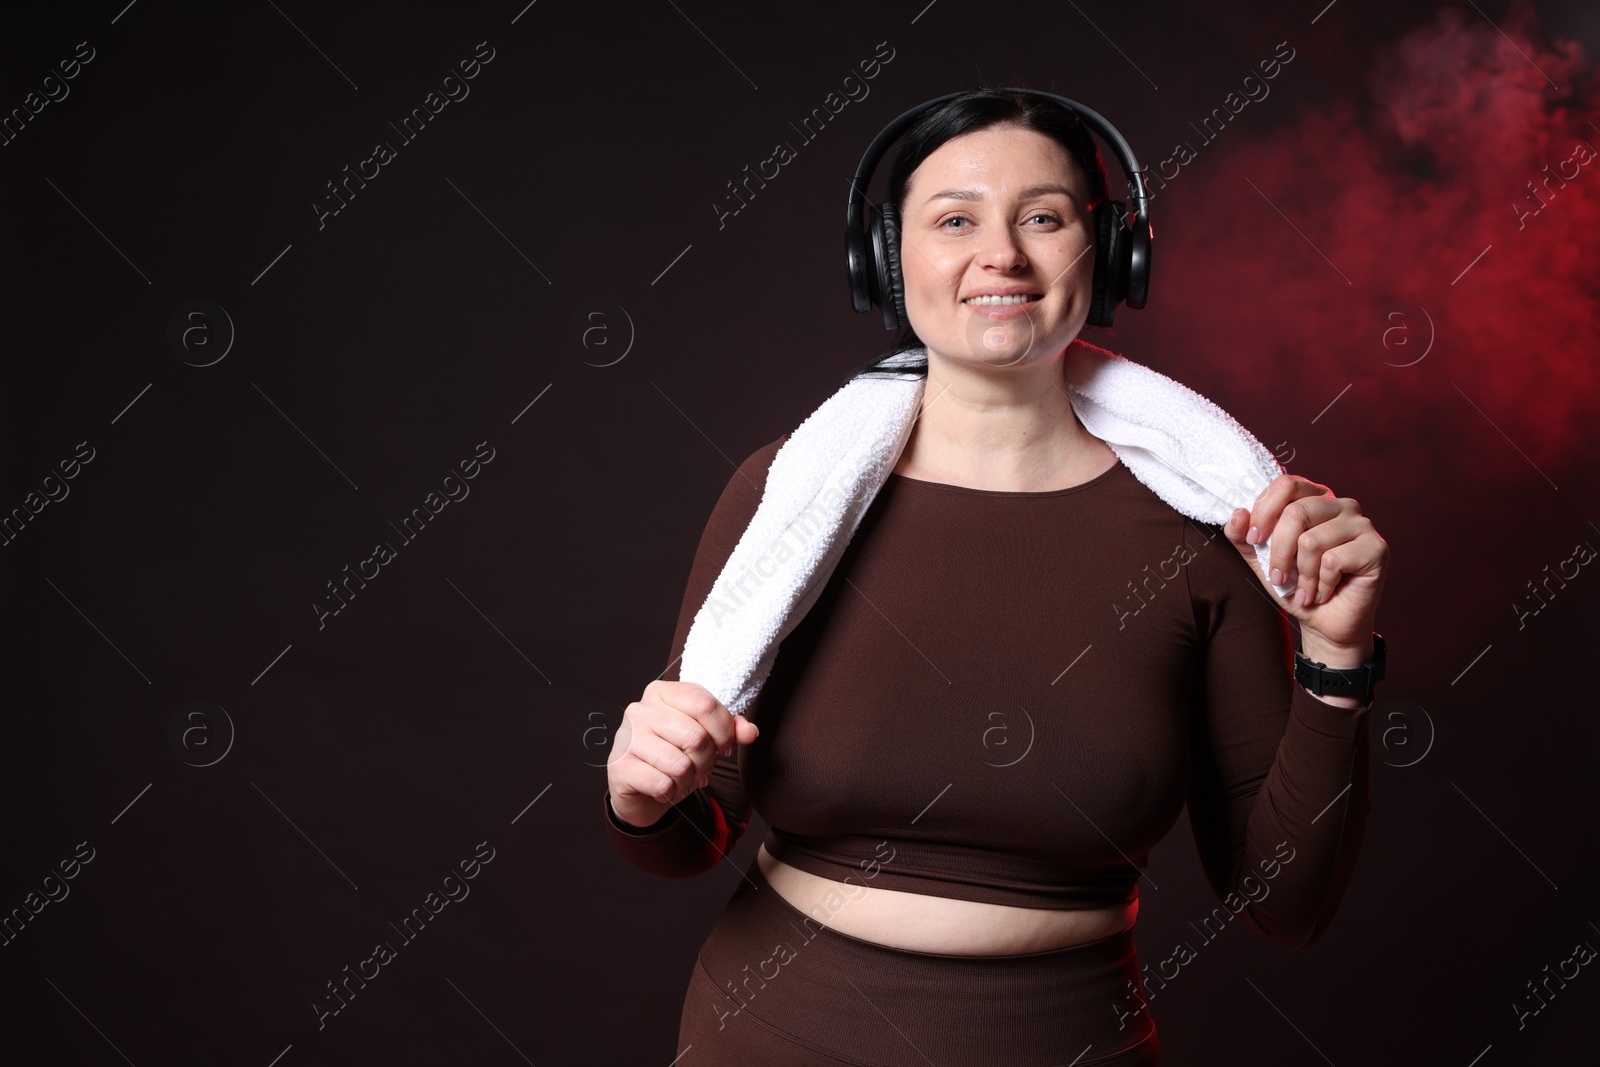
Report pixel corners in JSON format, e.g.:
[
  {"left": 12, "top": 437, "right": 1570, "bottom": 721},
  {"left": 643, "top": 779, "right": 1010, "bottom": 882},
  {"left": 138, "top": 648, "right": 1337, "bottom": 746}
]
[{"left": 845, "top": 88, "right": 1152, "bottom": 331}]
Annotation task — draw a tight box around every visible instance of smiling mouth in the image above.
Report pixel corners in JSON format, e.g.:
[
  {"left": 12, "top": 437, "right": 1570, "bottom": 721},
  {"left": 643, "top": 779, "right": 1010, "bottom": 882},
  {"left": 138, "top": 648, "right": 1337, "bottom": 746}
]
[{"left": 962, "top": 294, "right": 1043, "bottom": 306}]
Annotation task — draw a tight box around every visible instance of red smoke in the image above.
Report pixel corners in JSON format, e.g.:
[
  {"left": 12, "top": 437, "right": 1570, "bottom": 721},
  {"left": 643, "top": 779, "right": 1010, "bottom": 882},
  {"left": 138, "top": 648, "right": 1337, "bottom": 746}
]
[{"left": 1130, "top": 1, "right": 1598, "bottom": 482}]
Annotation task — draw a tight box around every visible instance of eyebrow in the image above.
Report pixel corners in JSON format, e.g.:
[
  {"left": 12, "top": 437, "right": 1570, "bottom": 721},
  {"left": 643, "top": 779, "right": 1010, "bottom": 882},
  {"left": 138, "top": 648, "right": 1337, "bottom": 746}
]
[{"left": 923, "top": 183, "right": 1079, "bottom": 205}]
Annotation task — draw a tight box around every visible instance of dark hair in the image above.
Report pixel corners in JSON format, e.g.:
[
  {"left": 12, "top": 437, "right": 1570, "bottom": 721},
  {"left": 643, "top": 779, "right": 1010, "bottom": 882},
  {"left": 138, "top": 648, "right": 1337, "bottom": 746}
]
[{"left": 831, "top": 86, "right": 1113, "bottom": 395}]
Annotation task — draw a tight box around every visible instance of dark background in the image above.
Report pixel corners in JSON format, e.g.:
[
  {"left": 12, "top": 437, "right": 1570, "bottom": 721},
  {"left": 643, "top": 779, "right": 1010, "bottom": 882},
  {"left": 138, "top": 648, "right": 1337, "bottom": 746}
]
[{"left": 3, "top": 0, "right": 1597, "bottom": 1063}]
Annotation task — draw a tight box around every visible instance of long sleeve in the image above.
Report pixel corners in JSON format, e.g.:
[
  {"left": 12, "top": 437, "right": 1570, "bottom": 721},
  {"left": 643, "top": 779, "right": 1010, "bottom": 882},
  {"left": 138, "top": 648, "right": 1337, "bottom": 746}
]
[
  {"left": 1181, "top": 518, "right": 1375, "bottom": 947},
  {"left": 602, "top": 434, "right": 790, "bottom": 877}
]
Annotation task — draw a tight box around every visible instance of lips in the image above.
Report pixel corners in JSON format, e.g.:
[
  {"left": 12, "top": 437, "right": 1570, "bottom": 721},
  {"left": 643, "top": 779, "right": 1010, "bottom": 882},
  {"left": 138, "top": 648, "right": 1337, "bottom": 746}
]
[
  {"left": 961, "top": 294, "right": 1043, "bottom": 321},
  {"left": 962, "top": 293, "right": 1043, "bottom": 306}
]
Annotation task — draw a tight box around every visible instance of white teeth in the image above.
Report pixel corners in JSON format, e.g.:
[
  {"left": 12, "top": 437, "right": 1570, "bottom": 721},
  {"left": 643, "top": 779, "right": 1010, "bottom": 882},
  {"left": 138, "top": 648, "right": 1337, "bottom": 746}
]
[{"left": 963, "top": 294, "right": 1039, "bottom": 305}]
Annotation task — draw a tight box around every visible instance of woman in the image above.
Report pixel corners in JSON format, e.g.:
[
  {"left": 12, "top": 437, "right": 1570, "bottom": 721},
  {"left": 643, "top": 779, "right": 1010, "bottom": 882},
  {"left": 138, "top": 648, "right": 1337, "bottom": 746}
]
[{"left": 603, "top": 87, "right": 1388, "bottom": 1065}]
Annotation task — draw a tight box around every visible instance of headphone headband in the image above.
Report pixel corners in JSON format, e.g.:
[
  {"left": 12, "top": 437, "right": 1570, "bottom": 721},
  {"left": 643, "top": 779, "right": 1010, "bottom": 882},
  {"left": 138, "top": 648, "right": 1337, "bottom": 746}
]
[{"left": 845, "top": 87, "right": 1152, "bottom": 329}]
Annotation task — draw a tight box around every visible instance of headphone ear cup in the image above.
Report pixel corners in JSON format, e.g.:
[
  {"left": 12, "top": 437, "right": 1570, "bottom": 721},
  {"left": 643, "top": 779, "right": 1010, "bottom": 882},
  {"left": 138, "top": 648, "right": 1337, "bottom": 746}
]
[
  {"left": 867, "top": 204, "right": 902, "bottom": 331},
  {"left": 1088, "top": 199, "right": 1126, "bottom": 328},
  {"left": 846, "top": 226, "right": 872, "bottom": 314},
  {"left": 1125, "top": 207, "right": 1151, "bottom": 310},
  {"left": 881, "top": 203, "right": 906, "bottom": 329}
]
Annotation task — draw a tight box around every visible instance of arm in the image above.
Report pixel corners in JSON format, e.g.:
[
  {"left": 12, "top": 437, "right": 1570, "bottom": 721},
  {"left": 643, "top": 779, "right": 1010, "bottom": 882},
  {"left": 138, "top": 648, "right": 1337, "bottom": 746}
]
[
  {"left": 1182, "top": 518, "right": 1375, "bottom": 947},
  {"left": 601, "top": 433, "right": 790, "bottom": 877}
]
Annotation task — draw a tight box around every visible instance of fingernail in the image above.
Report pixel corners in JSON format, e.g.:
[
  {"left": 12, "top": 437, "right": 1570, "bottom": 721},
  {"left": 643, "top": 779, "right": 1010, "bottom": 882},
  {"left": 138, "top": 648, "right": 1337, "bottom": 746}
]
[
  {"left": 1270, "top": 567, "right": 1283, "bottom": 586},
  {"left": 1247, "top": 525, "right": 1259, "bottom": 544}
]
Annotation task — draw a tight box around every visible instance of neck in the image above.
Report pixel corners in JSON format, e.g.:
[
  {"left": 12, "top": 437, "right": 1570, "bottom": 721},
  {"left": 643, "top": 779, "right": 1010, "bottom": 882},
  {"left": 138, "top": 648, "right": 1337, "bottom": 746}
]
[{"left": 894, "top": 341, "right": 1115, "bottom": 491}]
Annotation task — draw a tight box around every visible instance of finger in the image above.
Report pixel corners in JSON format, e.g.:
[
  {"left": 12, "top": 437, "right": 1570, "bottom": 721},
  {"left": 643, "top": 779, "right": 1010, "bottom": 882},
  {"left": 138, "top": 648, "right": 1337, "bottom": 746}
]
[
  {"left": 627, "top": 729, "right": 714, "bottom": 799},
  {"left": 1293, "top": 514, "right": 1372, "bottom": 604},
  {"left": 1264, "top": 495, "right": 1342, "bottom": 586},
  {"left": 735, "top": 716, "right": 761, "bottom": 745},
  {"left": 656, "top": 703, "right": 726, "bottom": 778},
  {"left": 1310, "top": 525, "right": 1385, "bottom": 604},
  {"left": 1280, "top": 502, "right": 1366, "bottom": 586},
  {"left": 1312, "top": 547, "right": 1345, "bottom": 606},
  {"left": 653, "top": 682, "right": 739, "bottom": 756},
  {"left": 1247, "top": 474, "right": 1331, "bottom": 552},
  {"left": 1224, "top": 506, "right": 1251, "bottom": 545}
]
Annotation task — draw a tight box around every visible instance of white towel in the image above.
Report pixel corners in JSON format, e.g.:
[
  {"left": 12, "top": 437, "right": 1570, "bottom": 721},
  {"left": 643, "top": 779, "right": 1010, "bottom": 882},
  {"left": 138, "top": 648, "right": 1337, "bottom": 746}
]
[{"left": 679, "top": 338, "right": 1291, "bottom": 716}]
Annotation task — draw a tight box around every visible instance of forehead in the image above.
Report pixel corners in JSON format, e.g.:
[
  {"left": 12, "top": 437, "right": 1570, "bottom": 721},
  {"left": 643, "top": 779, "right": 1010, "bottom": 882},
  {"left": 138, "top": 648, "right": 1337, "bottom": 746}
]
[{"left": 907, "top": 124, "right": 1088, "bottom": 197}]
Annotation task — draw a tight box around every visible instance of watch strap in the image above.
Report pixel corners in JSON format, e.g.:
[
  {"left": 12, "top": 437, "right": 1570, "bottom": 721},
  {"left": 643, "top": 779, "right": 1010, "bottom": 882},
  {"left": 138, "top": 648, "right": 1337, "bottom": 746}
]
[{"left": 1295, "top": 631, "right": 1386, "bottom": 699}]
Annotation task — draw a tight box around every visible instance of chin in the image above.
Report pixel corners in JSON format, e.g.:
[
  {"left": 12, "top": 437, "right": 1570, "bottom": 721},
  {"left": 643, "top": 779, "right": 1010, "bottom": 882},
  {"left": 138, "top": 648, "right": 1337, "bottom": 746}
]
[{"left": 977, "top": 321, "right": 1067, "bottom": 363}]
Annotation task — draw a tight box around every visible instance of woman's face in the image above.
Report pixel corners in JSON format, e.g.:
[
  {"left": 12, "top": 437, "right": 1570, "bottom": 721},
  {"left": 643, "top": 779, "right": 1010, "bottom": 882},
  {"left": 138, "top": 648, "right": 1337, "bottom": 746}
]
[{"left": 897, "top": 123, "right": 1098, "bottom": 368}]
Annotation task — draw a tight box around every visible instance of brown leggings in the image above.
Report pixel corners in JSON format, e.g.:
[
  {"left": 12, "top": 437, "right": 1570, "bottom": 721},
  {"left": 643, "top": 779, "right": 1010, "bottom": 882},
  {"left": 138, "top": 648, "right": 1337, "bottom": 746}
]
[{"left": 678, "top": 856, "right": 1161, "bottom": 1066}]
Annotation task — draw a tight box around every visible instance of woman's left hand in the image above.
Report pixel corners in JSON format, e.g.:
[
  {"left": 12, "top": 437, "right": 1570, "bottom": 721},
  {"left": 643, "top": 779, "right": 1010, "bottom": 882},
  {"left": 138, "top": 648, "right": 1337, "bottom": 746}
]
[{"left": 1221, "top": 474, "right": 1388, "bottom": 654}]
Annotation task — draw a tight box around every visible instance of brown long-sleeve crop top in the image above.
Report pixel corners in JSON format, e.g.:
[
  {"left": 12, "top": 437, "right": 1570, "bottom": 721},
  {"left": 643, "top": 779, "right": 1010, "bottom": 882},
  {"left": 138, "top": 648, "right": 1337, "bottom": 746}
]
[{"left": 604, "top": 431, "right": 1374, "bottom": 947}]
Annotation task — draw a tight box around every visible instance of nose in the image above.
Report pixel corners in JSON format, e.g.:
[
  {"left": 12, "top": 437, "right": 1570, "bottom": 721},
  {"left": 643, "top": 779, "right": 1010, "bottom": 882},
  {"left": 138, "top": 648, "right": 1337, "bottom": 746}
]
[{"left": 979, "top": 223, "right": 1027, "bottom": 271}]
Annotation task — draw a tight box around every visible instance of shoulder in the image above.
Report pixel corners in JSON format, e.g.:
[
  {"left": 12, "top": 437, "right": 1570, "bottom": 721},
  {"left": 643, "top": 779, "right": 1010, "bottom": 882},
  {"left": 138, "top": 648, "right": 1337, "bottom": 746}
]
[
  {"left": 1179, "top": 517, "right": 1289, "bottom": 648},
  {"left": 747, "top": 432, "right": 790, "bottom": 478},
  {"left": 1103, "top": 466, "right": 1256, "bottom": 599},
  {"left": 705, "top": 432, "right": 791, "bottom": 530},
  {"left": 728, "top": 432, "right": 790, "bottom": 498}
]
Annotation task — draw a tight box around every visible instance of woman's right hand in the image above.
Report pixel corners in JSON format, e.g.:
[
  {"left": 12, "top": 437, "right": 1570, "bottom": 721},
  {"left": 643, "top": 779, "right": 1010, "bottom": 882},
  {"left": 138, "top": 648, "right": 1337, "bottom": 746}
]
[{"left": 606, "top": 680, "right": 762, "bottom": 829}]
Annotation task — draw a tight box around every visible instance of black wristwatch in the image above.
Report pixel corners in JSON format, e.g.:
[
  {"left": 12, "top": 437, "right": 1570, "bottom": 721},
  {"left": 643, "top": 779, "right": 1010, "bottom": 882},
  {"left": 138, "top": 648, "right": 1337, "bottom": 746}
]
[{"left": 1294, "top": 631, "right": 1386, "bottom": 700}]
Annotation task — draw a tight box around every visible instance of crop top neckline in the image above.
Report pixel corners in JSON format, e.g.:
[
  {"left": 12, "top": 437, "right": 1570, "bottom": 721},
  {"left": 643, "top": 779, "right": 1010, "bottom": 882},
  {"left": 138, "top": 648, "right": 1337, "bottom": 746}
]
[{"left": 886, "top": 456, "right": 1127, "bottom": 498}]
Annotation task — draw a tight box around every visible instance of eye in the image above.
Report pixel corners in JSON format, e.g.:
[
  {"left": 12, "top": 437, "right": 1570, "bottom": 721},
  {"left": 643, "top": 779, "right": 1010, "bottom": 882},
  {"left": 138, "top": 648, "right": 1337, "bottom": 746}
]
[
  {"left": 1025, "top": 212, "right": 1064, "bottom": 227},
  {"left": 938, "top": 215, "right": 972, "bottom": 231}
]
